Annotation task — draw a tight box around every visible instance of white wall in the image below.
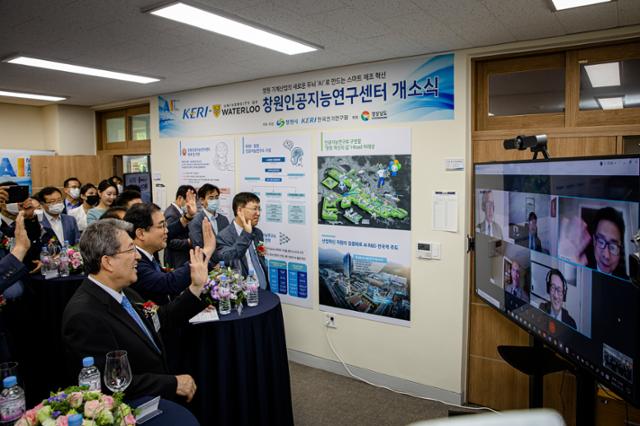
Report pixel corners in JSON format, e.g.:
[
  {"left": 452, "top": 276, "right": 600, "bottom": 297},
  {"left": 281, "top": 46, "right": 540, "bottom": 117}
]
[
  {"left": 149, "top": 53, "right": 470, "bottom": 401},
  {"left": 0, "top": 103, "right": 95, "bottom": 154}
]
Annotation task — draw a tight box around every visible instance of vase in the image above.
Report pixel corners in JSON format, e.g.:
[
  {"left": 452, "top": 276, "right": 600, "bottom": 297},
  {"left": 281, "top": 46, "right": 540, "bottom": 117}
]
[{"left": 219, "top": 298, "right": 231, "bottom": 315}]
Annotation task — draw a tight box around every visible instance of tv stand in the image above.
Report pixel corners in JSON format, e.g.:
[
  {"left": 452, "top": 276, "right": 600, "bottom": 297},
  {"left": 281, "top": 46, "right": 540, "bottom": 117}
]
[{"left": 498, "top": 337, "right": 596, "bottom": 426}]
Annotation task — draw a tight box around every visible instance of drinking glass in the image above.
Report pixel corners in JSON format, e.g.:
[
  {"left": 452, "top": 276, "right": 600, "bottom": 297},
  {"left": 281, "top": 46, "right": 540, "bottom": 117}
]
[{"left": 104, "top": 350, "right": 132, "bottom": 393}]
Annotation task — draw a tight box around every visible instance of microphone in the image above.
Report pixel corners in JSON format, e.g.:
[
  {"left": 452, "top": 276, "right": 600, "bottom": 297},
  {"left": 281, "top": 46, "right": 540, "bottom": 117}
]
[{"left": 503, "top": 135, "right": 548, "bottom": 150}]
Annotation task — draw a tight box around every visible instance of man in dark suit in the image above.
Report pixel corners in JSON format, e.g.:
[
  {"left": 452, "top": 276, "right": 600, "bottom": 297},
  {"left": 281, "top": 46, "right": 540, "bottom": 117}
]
[
  {"left": 538, "top": 268, "right": 577, "bottom": 329},
  {"left": 164, "top": 185, "right": 196, "bottom": 269},
  {"left": 37, "top": 187, "right": 80, "bottom": 245},
  {"left": 125, "top": 203, "right": 215, "bottom": 305},
  {"left": 215, "top": 192, "right": 268, "bottom": 289},
  {"left": 189, "top": 184, "right": 230, "bottom": 250},
  {"left": 516, "top": 212, "right": 542, "bottom": 252},
  {"left": 62, "top": 219, "right": 210, "bottom": 401}
]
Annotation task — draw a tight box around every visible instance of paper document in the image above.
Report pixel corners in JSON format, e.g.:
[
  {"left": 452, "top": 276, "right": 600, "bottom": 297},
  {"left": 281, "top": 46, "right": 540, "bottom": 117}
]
[
  {"left": 189, "top": 308, "right": 219, "bottom": 324},
  {"left": 432, "top": 191, "right": 458, "bottom": 232}
]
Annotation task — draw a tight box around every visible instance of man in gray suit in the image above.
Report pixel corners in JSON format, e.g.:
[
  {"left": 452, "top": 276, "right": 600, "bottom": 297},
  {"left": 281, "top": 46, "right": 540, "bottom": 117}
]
[
  {"left": 37, "top": 186, "right": 80, "bottom": 245},
  {"left": 189, "top": 184, "right": 230, "bottom": 250},
  {"left": 215, "top": 192, "right": 268, "bottom": 289}
]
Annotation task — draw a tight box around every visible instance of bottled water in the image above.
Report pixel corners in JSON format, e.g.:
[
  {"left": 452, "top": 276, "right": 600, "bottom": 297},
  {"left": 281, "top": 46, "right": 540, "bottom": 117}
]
[
  {"left": 59, "top": 241, "right": 70, "bottom": 277},
  {"left": 246, "top": 270, "right": 259, "bottom": 307},
  {"left": 40, "top": 246, "right": 58, "bottom": 279},
  {"left": 0, "top": 376, "right": 25, "bottom": 424},
  {"left": 68, "top": 414, "right": 83, "bottom": 426},
  {"left": 78, "top": 357, "right": 101, "bottom": 391}
]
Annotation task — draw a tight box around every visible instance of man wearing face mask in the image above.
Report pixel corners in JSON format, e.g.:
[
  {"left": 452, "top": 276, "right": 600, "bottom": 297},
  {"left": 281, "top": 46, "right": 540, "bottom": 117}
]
[
  {"left": 164, "top": 185, "right": 196, "bottom": 269},
  {"left": 37, "top": 187, "right": 80, "bottom": 246},
  {"left": 188, "top": 184, "right": 230, "bottom": 251},
  {"left": 63, "top": 177, "right": 82, "bottom": 213}
]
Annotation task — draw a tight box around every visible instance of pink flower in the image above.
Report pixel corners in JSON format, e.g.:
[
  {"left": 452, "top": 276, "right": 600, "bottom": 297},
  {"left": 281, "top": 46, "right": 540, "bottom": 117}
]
[
  {"left": 84, "top": 399, "right": 101, "bottom": 418},
  {"left": 22, "top": 409, "right": 38, "bottom": 426},
  {"left": 68, "top": 392, "right": 83, "bottom": 409},
  {"left": 15, "top": 419, "right": 31, "bottom": 426},
  {"left": 35, "top": 403, "right": 43, "bottom": 410},
  {"left": 56, "top": 415, "right": 69, "bottom": 426},
  {"left": 124, "top": 414, "right": 136, "bottom": 425},
  {"left": 100, "top": 395, "right": 114, "bottom": 410}
]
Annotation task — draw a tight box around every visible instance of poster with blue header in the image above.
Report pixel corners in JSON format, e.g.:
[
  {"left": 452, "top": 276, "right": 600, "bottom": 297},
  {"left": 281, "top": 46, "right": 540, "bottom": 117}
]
[{"left": 159, "top": 53, "right": 454, "bottom": 137}]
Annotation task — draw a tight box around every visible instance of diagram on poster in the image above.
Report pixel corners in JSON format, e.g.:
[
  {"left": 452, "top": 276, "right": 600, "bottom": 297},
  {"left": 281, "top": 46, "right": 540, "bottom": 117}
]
[
  {"left": 319, "top": 128, "right": 411, "bottom": 324},
  {"left": 238, "top": 134, "right": 313, "bottom": 308},
  {"left": 178, "top": 139, "right": 235, "bottom": 218}
]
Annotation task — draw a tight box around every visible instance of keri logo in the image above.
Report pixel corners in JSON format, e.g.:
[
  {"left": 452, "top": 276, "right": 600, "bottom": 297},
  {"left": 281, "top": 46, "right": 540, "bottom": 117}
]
[{"left": 182, "top": 105, "right": 213, "bottom": 120}]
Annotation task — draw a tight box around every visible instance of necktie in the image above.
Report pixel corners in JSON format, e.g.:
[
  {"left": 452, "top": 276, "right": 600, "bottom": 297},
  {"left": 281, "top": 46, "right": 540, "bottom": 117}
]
[
  {"left": 121, "top": 295, "right": 160, "bottom": 353},
  {"left": 248, "top": 243, "right": 268, "bottom": 290},
  {"left": 152, "top": 258, "right": 161, "bottom": 272},
  {"left": 487, "top": 223, "right": 492, "bottom": 236},
  {"left": 529, "top": 235, "right": 534, "bottom": 250}
]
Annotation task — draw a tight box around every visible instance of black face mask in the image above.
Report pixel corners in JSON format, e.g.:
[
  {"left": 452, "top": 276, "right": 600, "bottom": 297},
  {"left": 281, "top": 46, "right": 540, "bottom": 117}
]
[{"left": 86, "top": 195, "right": 100, "bottom": 207}]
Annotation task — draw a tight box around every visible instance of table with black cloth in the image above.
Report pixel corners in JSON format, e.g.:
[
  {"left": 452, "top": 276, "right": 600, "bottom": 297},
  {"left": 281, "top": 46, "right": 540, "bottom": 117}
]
[
  {"left": 131, "top": 396, "right": 200, "bottom": 426},
  {"left": 178, "top": 289, "right": 294, "bottom": 426},
  {"left": 14, "top": 274, "right": 85, "bottom": 405}
]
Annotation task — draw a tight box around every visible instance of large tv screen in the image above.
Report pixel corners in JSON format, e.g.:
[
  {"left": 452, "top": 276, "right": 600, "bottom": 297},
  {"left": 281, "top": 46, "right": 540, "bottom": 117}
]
[{"left": 474, "top": 155, "right": 640, "bottom": 406}]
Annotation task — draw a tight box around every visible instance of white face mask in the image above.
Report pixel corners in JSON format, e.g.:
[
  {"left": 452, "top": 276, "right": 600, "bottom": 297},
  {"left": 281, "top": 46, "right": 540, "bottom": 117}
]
[
  {"left": 6, "top": 203, "right": 19, "bottom": 216},
  {"left": 206, "top": 199, "right": 219, "bottom": 213},
  {"left": 48, "top": 203, "right": 65, "bottom": 215},
  {"left": 69, "top": 188, "right": 80, "bottom": 199}
]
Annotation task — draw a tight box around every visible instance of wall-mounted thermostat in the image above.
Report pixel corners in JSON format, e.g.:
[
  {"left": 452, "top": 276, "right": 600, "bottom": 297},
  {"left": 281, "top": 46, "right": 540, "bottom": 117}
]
[{"left": 417, "top": 241, "right": 441, "bottom": 260}]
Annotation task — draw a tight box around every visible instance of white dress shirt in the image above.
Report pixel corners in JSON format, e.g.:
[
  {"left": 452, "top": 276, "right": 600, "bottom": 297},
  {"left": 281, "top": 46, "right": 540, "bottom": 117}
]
[{"left": 44, "top": 211, "right": 65, "bottom": 243}]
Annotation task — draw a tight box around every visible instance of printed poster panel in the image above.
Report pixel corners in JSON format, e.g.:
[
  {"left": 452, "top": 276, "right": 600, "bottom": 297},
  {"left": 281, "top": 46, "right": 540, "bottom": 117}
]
[
  {"left": 178, "top": 140, "right": 235, "bottom": 218},
  {"left": 319, "top": 128, "right": 411, "bottom": 324},
  {"left": 0, "top": 149, "right": 54, "bottom": 192},
  {"left": 238, "top": 133, "right": 313, "bottom": 308},
  {"left": 159, "top": 53, "right": 453, "bottom": 137}
]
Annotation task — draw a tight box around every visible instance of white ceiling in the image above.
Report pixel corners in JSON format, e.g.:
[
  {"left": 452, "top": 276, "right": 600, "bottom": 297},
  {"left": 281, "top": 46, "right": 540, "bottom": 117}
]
[{"left": 1, "top": 0, "right": 639, "bottom": 107}]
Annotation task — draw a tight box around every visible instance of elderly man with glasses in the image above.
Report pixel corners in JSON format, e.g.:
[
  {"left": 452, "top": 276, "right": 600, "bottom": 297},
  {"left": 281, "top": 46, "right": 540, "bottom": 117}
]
[{"left": 62, "top": 219, "right": 210, "bottom": 402}]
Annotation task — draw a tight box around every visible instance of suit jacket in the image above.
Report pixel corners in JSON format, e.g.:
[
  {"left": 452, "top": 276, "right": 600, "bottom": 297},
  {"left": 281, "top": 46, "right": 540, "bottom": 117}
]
[
  {"left": 215, "top": 223, "right": 268, "bottom": 283},
  {"left": 0, "top": 253, "right": 27, "bottom": 295},
  {"left": 539, "top": 301, "right": 577, "bottom": 329},
  {"left": 40, "top": 214, "right": 80, "bottom": 245},
  {"left": 131, "top": 249, "right": 192, "bottom": 305},
  {"left": 163, "top": 204, "right": 190, "bottom": 268},
  {"left": 188, "top": 210, "right": 230, "bottom": 250},
  {"left": 476, "top": 220, "right": 503, "bottom": 240},
  {"left": 62, "top": 279, "right": 206, "bottom": 400}
]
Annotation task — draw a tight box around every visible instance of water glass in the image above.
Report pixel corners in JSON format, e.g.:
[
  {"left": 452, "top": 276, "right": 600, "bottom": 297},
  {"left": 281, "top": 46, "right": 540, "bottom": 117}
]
[
  {"left": 218, "top": 298, "right": 231, "bottom": 315},
  {"left": 104, "top": 350, "right": 132, "bottom": 393},
  {"left": 247, "top": 285, "right": 259, "bottom": 307}
]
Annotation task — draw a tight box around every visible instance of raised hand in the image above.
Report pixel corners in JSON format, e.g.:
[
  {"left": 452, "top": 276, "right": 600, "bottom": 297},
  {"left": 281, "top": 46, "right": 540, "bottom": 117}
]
[
  {"left": 185, "top": 190, "right": 197, "bottom": 218},
  {"left": 11, "top": 211, "right": 30, "bottom": 261},
  {"left": 238, "top": 209, "right": 252, "bottom": 234},
  {"left": 201, "top": 217, "right": 216, "bottom": 261},
  {"left": 188, "top": 246, "right": 208, "bottom": 296}
]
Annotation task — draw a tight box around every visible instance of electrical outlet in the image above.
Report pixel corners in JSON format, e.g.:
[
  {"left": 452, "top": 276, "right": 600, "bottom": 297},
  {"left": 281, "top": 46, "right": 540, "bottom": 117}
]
[{"left": 324, "top": 313, "right": 336, "bottom": 328}]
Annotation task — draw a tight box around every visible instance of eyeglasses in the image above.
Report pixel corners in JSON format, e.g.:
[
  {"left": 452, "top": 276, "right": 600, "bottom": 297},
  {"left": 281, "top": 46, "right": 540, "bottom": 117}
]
[
  {"left": 549, "top": 286, "right": 564, "bottom": 295},
  {"left": 45, "top": 199, "right": 63, "bottom": 205},
  {"left": 594, "top": 233, "right": 622, "bottom": 256},
  {"left": 245, "top": 206, "right": 261, "bottom": 212},
  {"left": 152, "top": 222, "right": 167, "bottom": 230},
  {"left": 111, "top": 247, "right": 137, "bottom": 257}
]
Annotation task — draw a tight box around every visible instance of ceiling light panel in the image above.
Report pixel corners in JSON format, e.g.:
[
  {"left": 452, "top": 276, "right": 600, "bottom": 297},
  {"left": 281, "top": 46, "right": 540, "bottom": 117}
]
[
  {"left": 597, "top": 96, "right": 624, "bottom": 110},
  {"left": 0, "top": 90, "right": 66, "bottom": 102},
  {"left": 584, "top": 62, "right": 620, "bottom": 87},
  {"left": 148, "top": 2, "right": 318, "bottom": 55},
  {"left": 551, "top": 0, "right": 612, "bottom": 11}
]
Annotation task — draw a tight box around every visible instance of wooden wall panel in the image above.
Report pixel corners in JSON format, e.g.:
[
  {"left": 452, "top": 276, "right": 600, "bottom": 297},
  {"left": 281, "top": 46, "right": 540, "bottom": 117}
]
[
  {"left": 469, "top": 304, "right": 529, "bottom": 359},
  {"left": 30, "top": 155, "right": 99, "bottom": 193},
  {"left": 467, "top": 356, "right": 529, "bottom": 410}
]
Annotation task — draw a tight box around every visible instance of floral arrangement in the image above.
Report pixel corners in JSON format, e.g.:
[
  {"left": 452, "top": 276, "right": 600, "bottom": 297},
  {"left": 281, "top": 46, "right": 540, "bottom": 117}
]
[
  {"left": 66, "top": 245, "right": 84, "bottom": 274},
  {"left": 255, "top": 241, "right": 266, "bottom": 257},
  {"left": 137, "top": 301, "right": 158, "bottom": 319},
  {"left": 0, "top": 294, "right": 6, "bottom": 311},
  {"left": 201, "top": 265, "right": 247, "bottom": 309},
  {"left": 16, "top": 386, "right": 136, "bottom": 426}
]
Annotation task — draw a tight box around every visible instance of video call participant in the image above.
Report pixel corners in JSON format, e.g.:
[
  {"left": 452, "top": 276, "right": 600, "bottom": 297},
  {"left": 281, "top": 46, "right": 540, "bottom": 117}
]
[
  {"left": 559, "top": 206, "right": 627, "bottom": 279},
  {"left": 525, "top": 212, "right": 542, "bottom": 251},
  {"left": 476, "top": 190, "right": 502, "bottom": 239},
  {"left": 538, "top": 268, "right": 577, "bottom": 329},
  {"left": 504, "top": 260, "right": 529, "bottom": 302}
]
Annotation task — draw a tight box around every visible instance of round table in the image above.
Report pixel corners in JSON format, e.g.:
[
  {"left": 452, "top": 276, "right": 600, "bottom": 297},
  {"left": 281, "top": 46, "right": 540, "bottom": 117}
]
[
  {"left": 131, "top": 396, "right": 199, "bottom": 426},
  {"left": 178, "top": 289, "right": 294, "bottom": 426}
]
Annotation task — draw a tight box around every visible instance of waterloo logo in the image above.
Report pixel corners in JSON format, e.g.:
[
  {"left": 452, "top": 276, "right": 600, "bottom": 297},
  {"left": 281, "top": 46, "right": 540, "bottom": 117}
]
[
  {"left": 360, "top": 111, "right": 371, "bottom": 121},
  {"left": 182, "top": 103, "right": 260, "bottom": 120},
  {"left": 276, "top": 118, "right": 285, "bottom": 128}
]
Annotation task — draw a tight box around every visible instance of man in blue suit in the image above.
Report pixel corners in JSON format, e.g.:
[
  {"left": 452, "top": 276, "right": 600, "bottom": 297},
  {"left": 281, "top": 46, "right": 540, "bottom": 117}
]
[
  {"left": 215, "top": 192, "right": 269, "bottom": 289},
  {"left": 125, "top": 203, "right": 215, "bottom": 305},
  {"left": 37, "top": 187, "right": 80, "bottom": 246},
  {"left": 189, "top": 184, "right": 230, "bottom": 250}
]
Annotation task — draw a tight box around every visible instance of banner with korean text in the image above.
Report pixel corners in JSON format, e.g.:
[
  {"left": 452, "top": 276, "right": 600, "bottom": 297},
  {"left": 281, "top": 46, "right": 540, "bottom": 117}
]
[
  {"left": 238, "top": 133, "right": 313, "bottom": 308},
  {"left": 318, "top": 128, "right": 411, "bottom": 325},
  {"left": 159, "top": 54, "right": 453, "bottom": 137}
]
